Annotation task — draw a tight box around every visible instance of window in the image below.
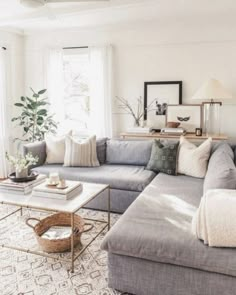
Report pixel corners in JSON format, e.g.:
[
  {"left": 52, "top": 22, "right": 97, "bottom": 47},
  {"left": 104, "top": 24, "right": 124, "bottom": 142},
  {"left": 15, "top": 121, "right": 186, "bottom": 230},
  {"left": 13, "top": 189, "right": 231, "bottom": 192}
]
[
  {"left": 63, "top": 48, "right": 90, "bottom": 132},
  {"left": 47, "top": 46, "right": 112, "bottom": 137}
]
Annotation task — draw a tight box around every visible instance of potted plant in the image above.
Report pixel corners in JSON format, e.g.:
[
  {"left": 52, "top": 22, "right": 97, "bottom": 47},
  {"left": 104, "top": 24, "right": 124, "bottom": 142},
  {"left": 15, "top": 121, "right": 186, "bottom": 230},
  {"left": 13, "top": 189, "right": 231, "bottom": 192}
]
[
  {"left": 5, "top": 152, "right": 39, "bottom": 178},
  {"left": 12, "top": 88, "right": 58, "bottom": 142}
]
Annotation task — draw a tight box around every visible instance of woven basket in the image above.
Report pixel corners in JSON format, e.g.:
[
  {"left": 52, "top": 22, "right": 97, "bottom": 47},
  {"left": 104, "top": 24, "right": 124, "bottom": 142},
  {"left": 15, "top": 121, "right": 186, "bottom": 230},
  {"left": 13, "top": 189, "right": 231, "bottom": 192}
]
[{"left": 26, "top": 213, "right": 93, "bottom": 253}]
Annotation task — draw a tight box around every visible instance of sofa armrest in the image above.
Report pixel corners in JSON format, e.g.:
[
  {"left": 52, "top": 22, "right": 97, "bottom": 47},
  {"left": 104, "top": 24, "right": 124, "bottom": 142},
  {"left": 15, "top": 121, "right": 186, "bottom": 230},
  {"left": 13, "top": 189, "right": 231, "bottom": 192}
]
[{"left": 23, "top": 141, "right": 46, "bottom": 167}]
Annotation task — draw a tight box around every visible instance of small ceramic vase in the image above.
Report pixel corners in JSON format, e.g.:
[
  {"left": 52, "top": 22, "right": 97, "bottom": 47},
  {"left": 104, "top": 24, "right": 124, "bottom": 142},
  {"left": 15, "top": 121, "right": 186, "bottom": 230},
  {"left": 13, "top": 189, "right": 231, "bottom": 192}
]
[{"left": 16, "top": 168, "right": 28, "bottom": 178}]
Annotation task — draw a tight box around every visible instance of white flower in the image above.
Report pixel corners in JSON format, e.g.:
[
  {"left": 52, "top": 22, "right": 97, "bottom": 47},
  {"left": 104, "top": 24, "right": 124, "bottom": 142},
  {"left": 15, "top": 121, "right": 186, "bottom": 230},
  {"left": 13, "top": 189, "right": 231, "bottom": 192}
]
[{"left": 5, "top": 152, "right": 39, "bottom": 171}]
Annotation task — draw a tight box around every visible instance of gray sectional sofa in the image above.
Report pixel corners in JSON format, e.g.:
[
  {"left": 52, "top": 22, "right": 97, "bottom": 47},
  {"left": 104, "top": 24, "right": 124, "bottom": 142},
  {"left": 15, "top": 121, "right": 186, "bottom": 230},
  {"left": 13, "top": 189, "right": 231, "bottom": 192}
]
[
  {"left": 24, "top": 139, "right": 156, "bottom": 213},
  {"left": 24, "top": 138, "right": 236, "bottom": 295}
]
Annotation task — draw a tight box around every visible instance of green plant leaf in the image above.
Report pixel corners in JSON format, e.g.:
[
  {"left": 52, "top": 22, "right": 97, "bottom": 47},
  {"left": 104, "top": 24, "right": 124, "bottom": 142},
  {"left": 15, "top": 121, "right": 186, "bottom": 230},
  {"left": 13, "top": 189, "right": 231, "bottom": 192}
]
[
  {"left": 31, "top": 102, "right": 37, "bottom": 109},
  {"left": 38, "top": 89, "right": 47, "bottom": 95},
  {"left": 27, "top": 104, "right": 33, "bottom": 110},
  {"left": 37, "top": 118, "right": 44, "bottom": 125},
  {"left": 22, "top": 111, "right": 30, "bottom": 116},
  {"left": 36, "top": 101, "right": 48, "bottom": 107},
  {"left": 15, "top": 103, "right": 24, "bottom": 107},
  {"left": 37, "top": 109, "right": 47, "bottom": 116},
  {"left": 26, "top": 97, "right": 34, "bottom": 103},
  {"left": 33, "top": 93, "right": 39, "bottom": 98},
  {"left": 21, "top": 96, "right": 25, "bottom": 101},
  {"left": 11, "top": 117, "right": 20, "bottom": 122}
]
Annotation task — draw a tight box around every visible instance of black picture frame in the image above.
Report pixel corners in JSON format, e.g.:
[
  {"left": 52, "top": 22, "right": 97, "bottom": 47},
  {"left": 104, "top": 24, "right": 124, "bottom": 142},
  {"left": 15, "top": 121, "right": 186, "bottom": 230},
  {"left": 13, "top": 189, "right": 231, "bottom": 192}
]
[{"left": 144, "top": 81, "right": 182, "bottom": 129}]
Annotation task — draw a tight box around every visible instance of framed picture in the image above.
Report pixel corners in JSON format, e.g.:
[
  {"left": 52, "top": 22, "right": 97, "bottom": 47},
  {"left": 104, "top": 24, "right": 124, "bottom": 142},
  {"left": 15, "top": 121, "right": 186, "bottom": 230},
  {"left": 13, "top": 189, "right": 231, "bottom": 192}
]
[
  {"left": 166, "top": 104, "right": 202, "bottom": 133},
  {"left": 144, "top": 81, "right": 182, "bottom": 130}
]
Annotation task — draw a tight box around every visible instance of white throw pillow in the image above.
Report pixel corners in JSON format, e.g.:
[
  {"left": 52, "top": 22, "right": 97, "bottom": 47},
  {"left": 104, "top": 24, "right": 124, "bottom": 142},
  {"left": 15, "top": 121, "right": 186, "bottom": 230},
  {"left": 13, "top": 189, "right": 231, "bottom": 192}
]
[
  {"left": 45, "top": 131, "right": 72, "bottom": 164},
  {"left": 64, "top": 135, "right": 100, "bottom": 167},
  {"left": 178, "top": 136, "right": 212, "bottom": 178}
]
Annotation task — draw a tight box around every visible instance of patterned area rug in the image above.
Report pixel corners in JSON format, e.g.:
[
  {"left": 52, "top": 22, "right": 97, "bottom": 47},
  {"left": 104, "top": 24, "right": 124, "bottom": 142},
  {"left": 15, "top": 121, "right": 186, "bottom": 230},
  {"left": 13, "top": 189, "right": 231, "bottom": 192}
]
[{"left": 0, "top": 205, "right": 127, "bottom": 295}]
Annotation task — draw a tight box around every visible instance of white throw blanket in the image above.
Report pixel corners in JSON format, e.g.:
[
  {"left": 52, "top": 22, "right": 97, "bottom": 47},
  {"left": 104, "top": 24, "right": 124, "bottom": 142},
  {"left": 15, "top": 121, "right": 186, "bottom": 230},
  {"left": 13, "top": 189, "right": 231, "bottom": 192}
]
[{"left": 192, "top": 189, "right": 236, "bottom": 247}]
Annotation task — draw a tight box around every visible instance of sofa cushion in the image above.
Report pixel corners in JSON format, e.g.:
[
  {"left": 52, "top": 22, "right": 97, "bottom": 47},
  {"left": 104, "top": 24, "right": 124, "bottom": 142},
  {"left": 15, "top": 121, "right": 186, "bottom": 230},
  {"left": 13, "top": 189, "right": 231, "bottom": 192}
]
[
  {"left": 211, "top": 142, "right": 234, "bottom": 159},
  {"left": 146, "top": 140, "right": 179, "bottom": 175},
  {"left": 23, "top": 141, "right": 46, "bottom": 167},
  {"left": 204, "top": 143, "right": 236, "bottom": 193},
  {"left": 178, "top": 136, "right": 212, "bottom": 178},
  {"left": 106, "top": 140, "right": 152, "bottom": 166},
  {"left": 33, "top": 164, "right": 155, "bottom": 192},
  {"left": 233, "top": 145, "right": 236, "bottom": 166},
  {"left": 101, "top": 173, "right": 236, "bottom": 277},
  {"left": 45, "top": 132, "right": 72, "bottom": 164},
  {"left": 64, "top": 135, "right": 100, "bottom": 167},
  {"left": 96, "top": 138, "right": 107, "bottom": 164}
]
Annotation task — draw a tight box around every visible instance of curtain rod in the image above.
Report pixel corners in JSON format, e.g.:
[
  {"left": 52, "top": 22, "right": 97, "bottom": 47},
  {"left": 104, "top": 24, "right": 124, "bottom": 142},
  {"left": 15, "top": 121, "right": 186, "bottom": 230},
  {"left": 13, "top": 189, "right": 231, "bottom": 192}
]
[{"left": 63, "top": 46, "right": 88, "bottom": 50}]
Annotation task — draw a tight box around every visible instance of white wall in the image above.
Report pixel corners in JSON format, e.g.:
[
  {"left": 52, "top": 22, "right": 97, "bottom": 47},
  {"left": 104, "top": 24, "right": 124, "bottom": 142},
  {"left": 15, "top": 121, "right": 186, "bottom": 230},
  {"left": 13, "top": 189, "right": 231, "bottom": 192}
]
[
  {"left": 23, "top": 25, "right": 236, "bottom": 139},
  {"left": 0, "top": 30, "right": 25, "bottom": 146}
]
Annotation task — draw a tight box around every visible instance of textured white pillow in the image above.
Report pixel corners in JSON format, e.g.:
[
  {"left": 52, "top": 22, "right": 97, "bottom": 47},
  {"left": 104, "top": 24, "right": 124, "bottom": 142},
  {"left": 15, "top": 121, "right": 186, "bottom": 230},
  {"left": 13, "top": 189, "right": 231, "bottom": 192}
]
[
  {"left": 178, "top": 136, "right": 212, "bottom": 178},
  {"left": 64, "top": 135, "right": 100, "bottom": 167},
  {"left": 45, "top": 131, "right": 72, "bottom": 164}
]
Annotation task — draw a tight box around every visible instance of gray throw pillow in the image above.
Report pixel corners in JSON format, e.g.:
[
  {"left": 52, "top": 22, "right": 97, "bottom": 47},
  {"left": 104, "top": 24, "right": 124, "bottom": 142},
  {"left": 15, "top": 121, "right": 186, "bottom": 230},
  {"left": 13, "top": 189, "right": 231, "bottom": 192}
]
[
  {"left": 204, "top": 143, "right": 236, "bottom": 193},
  {"left": 23, "top": 141, "right": 46, "bottom": 168},
  {"left": 233, "top": 146, "right": 236, "bottom": 166},
  {"left": 146, "top": 140, "right": 179, "bottom": 175},
  {"left": 96, "top": 138, "right": 107, "bottom": 165}
]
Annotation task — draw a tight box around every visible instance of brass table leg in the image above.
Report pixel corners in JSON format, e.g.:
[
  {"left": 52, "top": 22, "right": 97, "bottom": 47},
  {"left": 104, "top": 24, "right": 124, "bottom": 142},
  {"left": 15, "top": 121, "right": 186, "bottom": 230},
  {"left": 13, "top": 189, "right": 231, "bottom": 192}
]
[{"left": 71, "top": 213, "right": 75, "bottom": 273}]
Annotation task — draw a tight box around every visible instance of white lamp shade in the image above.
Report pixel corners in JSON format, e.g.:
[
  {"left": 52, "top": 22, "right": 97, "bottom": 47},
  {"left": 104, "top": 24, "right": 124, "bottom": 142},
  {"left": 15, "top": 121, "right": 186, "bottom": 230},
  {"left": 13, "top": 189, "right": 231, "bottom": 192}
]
[{"left": 192, "top": 78, "right": 233, "bottom": 100}]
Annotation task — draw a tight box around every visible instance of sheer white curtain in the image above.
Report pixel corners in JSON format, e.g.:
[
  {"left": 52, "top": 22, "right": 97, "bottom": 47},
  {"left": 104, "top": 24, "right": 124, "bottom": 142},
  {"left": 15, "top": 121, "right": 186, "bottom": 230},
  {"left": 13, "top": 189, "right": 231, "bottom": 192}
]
[
  {"left": 0, "top": 49, "right": 9, "bottom": 178},
  {"left": 46, "top": 48, "right": 65, "bottom": 124},
  {"left": 89, "top": 45, "right": 113, "bottom": 138}
]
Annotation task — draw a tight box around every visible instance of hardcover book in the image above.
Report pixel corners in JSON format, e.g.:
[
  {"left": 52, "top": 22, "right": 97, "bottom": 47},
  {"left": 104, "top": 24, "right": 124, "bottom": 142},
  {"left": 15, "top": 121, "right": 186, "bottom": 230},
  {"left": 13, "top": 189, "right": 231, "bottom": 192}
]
[{"left": 32, "top": 180, "right": 82, "bottom": 200}]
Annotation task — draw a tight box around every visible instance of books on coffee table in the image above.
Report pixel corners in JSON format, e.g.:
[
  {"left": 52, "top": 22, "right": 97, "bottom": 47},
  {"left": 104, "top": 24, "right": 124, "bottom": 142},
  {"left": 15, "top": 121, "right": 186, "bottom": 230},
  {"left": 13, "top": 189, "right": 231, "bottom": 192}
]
[
  {"left": 32, "top": 180, "right": 82, "bottom": 200},
  {"left": 0, "top": 174, "right": 47, "bottom": 195}
]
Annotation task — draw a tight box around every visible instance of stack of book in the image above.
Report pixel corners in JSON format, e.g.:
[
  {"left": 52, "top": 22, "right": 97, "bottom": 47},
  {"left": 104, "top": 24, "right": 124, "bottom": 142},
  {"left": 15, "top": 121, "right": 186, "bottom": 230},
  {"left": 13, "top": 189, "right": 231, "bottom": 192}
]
[
  {"left": 160, "top": 127, "right": 186, "bottom": 135},
  {"left": 0, "top": 174, "right": 47, "bottom": 195},
  {"left": 32, "top": 180, "right": 82, "bottom": 200},
  {"left": 127, "top": 127, "right": 153, "bottom": 134}
]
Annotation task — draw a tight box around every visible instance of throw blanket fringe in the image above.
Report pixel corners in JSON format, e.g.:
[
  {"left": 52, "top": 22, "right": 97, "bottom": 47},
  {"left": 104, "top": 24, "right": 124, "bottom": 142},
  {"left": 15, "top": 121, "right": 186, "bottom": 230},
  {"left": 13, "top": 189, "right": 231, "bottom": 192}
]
[{"left": 192, "top": 189, "right": 236, "bottom": 247}]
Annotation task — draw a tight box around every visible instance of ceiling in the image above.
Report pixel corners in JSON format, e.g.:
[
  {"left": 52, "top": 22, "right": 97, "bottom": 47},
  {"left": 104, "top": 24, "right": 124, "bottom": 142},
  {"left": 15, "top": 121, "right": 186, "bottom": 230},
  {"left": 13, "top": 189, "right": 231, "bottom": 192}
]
[{"left": 1, "top": 0, "right": 236, "bottom": 34}]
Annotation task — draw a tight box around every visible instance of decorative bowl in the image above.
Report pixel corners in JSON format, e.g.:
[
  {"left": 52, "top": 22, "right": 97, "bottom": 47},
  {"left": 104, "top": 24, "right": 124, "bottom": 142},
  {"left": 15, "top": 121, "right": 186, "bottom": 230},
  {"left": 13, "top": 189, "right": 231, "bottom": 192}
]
[{"left": 8, "top": 171, "right": 39, "bottom": 183}]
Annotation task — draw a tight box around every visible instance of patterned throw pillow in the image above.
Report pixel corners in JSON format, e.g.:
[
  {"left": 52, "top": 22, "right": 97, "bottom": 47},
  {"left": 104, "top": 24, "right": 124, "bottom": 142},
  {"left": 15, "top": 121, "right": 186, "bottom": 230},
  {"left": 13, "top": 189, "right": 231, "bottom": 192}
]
[
  {"left": 146, "top": 140, "right": 179, "bottom": 175},
  {"left": 64, "top": 135, "right": 100, "bottom": 167}
]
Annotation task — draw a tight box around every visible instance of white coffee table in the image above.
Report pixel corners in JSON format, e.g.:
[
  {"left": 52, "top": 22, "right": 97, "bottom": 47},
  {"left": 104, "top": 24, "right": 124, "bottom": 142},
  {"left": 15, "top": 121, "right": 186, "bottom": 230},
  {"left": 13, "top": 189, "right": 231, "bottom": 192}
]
[{"left": 0, "top": 182, "right": 110, "bottom": 272}]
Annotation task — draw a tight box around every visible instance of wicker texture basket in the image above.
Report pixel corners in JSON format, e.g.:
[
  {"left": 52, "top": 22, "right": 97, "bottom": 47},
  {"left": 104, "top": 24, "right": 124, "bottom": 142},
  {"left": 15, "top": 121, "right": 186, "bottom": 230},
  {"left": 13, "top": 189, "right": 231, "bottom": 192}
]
[{"left": 26, "top": 213, "right": 93, "bottom": 253}]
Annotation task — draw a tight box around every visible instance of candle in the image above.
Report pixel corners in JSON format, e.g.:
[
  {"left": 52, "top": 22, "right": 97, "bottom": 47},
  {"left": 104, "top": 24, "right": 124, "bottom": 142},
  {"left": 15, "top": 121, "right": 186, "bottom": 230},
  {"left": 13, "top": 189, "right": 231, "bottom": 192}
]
[
  {"left": 49, "top": 172, "right": 60, "bottom": 184},
  {"left": 195, "top": 128, "right": 202, "bottom": 136}
]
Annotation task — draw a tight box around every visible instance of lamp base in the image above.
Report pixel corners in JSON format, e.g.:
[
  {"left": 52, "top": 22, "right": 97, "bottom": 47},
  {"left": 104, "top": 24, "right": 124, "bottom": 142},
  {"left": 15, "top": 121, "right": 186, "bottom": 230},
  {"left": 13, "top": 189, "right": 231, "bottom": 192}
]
[{"left": 202, "top": 102, "right": 221, "bottom": 136}]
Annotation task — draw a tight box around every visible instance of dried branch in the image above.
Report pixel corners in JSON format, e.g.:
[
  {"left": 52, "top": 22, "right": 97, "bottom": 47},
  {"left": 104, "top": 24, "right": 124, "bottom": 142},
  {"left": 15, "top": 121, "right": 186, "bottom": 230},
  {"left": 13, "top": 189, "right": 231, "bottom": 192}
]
[{"left": 115, "top": 96, "right": 157, "bottom": 126}]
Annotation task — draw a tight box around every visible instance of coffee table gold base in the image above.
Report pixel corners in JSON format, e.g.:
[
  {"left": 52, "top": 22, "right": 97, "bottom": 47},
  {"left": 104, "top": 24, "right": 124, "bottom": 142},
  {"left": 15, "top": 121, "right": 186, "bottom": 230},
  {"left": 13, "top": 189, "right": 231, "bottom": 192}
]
[{"left": 0, "top": 187, "right": 111, "bottom": 273}]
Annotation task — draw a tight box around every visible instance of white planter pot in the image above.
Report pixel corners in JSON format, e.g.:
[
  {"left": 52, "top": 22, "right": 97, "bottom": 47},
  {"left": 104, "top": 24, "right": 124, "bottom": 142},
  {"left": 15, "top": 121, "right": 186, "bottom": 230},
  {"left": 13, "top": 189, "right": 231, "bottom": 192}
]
[{"left": 15, "top": 168, "right": 28, "bottom": 178}]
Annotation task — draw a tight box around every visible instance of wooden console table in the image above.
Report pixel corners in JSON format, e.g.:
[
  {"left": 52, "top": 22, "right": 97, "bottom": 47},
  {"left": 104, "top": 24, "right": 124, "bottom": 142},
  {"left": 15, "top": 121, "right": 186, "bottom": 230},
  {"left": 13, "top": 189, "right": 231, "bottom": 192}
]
[{"left": 120, "top": 132, "right": 228, "bottom": 141}]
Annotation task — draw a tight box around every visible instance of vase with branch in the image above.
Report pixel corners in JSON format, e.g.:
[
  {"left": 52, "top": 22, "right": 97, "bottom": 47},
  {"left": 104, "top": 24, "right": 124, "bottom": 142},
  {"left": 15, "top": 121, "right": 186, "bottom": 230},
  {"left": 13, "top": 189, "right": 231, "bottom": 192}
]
[
  {"left": 6, "top": 152, "right": 39, "bottom": 178},
  {"left": 115, "top": 96, "right": 156, "bottom": 127}
]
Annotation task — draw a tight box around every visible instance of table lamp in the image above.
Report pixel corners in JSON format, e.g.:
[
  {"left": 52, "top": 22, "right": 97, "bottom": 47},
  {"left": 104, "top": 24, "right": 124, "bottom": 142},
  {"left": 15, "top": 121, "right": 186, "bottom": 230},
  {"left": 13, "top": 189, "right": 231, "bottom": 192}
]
[{"left": 192, "top": 78, "right": 232, "bottom": 135}]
